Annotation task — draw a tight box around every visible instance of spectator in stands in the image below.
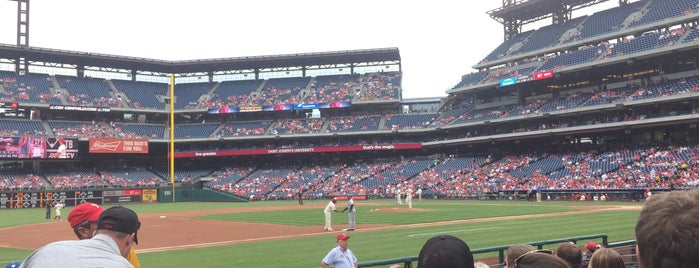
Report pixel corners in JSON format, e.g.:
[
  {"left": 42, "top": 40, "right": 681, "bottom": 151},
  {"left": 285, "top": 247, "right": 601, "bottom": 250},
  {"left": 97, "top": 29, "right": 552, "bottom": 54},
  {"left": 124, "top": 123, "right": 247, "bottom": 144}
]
[
  {"left": 635, "top": 189, "right": 699, "bottom": 268},
  {"left": 582, "top": 241, "right": 599, "bottom": 264},
  {"left": 417, "top": 235, "right": 473, "bottom": 268},
  {"left": 555, "top": 242, "right": 582, "bottom": 268},
  {"left": 21, "top": 206, "right": 141, "bottom": 268},
  {"left": 513, "top": 250, "right": 570, "bottom": 268},
  {"left": 587, "top": 248, "right": 624, "bottom": 268},
  {"left": 504, "top": 244, "right": 536, "bottom": 268},
  {"left": 321, "top": 233, "right": 357, "bottom": 268}
]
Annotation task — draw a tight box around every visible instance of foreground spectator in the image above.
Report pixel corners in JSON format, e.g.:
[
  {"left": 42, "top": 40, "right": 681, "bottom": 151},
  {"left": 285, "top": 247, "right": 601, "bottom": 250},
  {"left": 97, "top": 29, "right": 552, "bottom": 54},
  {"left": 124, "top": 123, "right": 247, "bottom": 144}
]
[
  {"left": 555, "top": 242, "right": 582, "bottom": 268},
  {"left": 67, "top": 202, "right": 141, "bottom": 267},
  {"left": 504, "top": 244, "right": 536, "bottom": 268},
  {"left": 417, "top": 235, "right": 473, "bottom": 268},
  {"left": 321, "top": 233, "right": 357, "bottom": 268},
  {"left": 587, "top": 248, "right": 624, "bottom": 268},
  {"left": 513, "top": 250, "right": 570, "bottom": 268},
  {"left": 21, "top": 206, "right": 141, "bottom": 268},
  {"left": 635, "top": 189, "right": 699, "bottom": 268}
]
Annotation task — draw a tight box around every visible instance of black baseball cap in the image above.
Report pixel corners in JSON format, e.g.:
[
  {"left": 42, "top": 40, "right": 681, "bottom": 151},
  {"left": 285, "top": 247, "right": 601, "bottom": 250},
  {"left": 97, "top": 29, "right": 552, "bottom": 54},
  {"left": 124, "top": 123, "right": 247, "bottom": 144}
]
[
  {"left": 97, "top": 206, "right": 141, "bottom": 244},
  {"left": 417, "top": 235, "right": 474, "bottom": 268}
]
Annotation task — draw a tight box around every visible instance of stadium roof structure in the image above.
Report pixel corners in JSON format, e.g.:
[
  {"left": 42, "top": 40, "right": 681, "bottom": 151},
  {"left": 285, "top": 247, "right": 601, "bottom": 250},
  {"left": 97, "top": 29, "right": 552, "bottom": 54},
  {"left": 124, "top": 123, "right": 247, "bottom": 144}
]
[
  {"left": 488, "top": 0, "right": 610, "bottom": 40},
  {"left": 0, "top": 43, "right": 401, "bottom": 75},
  {"left": 488, "top": 0, "right": 608, "bottom": 23}
]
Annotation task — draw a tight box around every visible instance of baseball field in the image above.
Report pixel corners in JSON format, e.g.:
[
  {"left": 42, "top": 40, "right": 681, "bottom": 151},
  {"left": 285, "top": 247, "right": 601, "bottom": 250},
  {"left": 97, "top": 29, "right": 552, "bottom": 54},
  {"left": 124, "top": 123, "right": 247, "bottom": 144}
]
[{"left": 0, "top": 199, "right": 641, "bottom": 267}]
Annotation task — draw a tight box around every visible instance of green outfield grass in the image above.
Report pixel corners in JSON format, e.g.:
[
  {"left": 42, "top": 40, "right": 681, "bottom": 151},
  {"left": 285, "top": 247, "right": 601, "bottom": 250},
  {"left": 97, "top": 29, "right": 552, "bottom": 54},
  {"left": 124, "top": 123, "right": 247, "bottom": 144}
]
[{"left": 0, "top": 199, "right": 642, "bottom": 267}]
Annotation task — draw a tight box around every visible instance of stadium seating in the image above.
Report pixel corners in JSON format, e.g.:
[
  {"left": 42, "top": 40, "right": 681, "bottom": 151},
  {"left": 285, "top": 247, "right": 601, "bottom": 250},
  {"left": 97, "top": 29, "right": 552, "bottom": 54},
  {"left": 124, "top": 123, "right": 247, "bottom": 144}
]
[
  {"left": 111, "top": 80, "right": 168, "bottom": 109},
  {"left": 173, "top": 82, "right": 216, "bottom": 110},
  {"left": 0, "top": 119, "right": 47, "bottom": 137},
  {"left": 383, "top": 113, "right": 438, "bottom": 130},
  {"left": 270, "top": 118, "right": 324, "bottom": 135},
  {"left": 113, "top": 123, "right": 165, "bottom": 139},
  {"left": 565, "top": 1, "right": 647, "bottom": 43},
  {"left": 216, "top": 121, "right": 272, "bottom": 137},
  {"left": 174, "top": 123, "right": 220, "bottom": 139},
  {"left": 0, "top": 71, "right": 61, "bottom": 105},
  {"left": 210, "top": 79, "right": 264, "bottom": 108},
  {"left": 254, "top": 77, "right": 310, "bottom": 105},
  {"left": 325, "top": 115, "right": 381, "bottom": 133},
  {"left": 628, "top": 0, "right": 699, "bottom": 28},
  {"left": 307, "top": 74, "right": 359, "bottom": 103}
]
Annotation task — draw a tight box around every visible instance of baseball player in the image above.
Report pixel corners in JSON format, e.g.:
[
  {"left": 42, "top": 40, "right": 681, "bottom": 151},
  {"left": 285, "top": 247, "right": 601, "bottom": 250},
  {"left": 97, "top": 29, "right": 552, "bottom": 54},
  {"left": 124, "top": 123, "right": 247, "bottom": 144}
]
[
  {"left": 52, "top": 201, "right": 64, "bottom": 222},
  {"left": 405, "top": 187, "right": 413, "bottom": 209},
  {"left": 395, "top": 187, "right": 402, "bottom": 204},
  {"left": 323, "top": 197, "right": 340, "bottom": 231},
  {"left": 341, "top": 196, "right": 356, "bottom": 231}
]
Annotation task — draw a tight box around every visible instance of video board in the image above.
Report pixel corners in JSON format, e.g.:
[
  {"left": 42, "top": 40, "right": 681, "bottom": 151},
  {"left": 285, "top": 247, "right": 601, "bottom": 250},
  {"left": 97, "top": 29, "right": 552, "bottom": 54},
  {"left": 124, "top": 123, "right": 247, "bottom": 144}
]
[
  {"left": 0, "top": 137, "right": 79, "bottom": 159},
  {"left": 0, "top": 102, "right": 30, "bottom": 118}
]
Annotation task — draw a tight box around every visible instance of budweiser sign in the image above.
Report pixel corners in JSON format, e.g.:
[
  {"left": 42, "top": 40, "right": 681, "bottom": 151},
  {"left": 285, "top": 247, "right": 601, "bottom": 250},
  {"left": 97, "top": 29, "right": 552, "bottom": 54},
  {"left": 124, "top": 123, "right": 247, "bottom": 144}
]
[{"left": 89, "top": 139, "right": 149, "bottom": 154}]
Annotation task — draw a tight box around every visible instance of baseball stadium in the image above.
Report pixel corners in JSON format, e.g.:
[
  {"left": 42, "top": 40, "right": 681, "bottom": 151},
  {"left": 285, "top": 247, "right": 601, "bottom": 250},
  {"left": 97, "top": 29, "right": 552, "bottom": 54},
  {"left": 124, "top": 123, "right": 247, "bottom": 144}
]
[{"left": 1, "top": 0, "right": 699, "bottom": 267}]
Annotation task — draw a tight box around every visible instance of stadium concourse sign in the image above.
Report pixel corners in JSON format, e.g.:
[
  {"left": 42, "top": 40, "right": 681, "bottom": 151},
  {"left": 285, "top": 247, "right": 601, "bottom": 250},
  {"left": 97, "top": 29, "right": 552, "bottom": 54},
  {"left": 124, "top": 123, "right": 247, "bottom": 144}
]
[
  {"left": 89, "top": 138, "right": 149, "bottom": 154},
  {"left": 172, "top": 143, "right": 422, "bottom": 158},
  {"left": 499, "top": 69, "right": 553, "bottom": 87},
  {"left": 49, "top": 104, "right": 111, "bottom": 112}
]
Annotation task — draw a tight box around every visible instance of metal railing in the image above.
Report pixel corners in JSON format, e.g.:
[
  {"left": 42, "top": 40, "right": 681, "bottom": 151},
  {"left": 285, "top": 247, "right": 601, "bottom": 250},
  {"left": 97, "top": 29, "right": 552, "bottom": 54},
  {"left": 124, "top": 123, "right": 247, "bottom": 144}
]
[{"left": 358, "top": 234, "right": 611, "bottom": 268}]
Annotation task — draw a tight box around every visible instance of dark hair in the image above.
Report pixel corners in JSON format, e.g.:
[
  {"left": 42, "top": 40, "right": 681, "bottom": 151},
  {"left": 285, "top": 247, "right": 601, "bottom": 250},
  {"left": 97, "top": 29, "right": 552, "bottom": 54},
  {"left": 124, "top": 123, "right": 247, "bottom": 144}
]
[
  {"left": 635, "top": 189, "right": 699, "bottom": 268},
  {"left": 417, "top": 235, "right": 474, "bottom": 268},
  {"left": 72, "top": 220, "right": 92, "bottom": 239},
  {"left": 555, "top": 242, "right": 582, "bottom": 268}
]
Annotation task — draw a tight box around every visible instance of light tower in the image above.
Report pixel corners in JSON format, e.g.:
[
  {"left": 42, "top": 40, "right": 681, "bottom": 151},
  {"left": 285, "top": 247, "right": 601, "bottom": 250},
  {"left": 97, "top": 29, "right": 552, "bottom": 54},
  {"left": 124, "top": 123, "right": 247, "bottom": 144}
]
[{"left": 10, "top": 0, "right": 30, "bottom": 74}]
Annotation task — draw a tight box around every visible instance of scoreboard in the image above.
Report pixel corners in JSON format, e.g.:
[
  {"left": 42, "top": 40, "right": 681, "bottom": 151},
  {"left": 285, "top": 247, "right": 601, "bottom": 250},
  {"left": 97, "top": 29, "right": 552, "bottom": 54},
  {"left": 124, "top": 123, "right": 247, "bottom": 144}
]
[
  {"left": 0, "top": 189, "right": 158, "bottom": 209},
  {"left": 0, "top": 102, "right": 29, "bottom": 118},
  {"left": 0, "top": 190, "right": 103, "bottom": 209}
]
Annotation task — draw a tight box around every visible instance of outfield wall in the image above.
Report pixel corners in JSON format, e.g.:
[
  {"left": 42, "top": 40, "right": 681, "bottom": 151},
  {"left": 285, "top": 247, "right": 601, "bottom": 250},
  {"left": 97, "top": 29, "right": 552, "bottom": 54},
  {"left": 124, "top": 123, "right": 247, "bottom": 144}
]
[{"left": 0, "top": 187, "right": 245, "bottom": 209}]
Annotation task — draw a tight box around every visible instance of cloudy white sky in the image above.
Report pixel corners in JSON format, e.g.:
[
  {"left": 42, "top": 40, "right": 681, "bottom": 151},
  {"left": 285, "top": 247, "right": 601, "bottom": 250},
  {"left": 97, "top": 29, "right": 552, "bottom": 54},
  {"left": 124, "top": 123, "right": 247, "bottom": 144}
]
[{"left": 0, "top": 0, "right": 619, "bottom": 99}]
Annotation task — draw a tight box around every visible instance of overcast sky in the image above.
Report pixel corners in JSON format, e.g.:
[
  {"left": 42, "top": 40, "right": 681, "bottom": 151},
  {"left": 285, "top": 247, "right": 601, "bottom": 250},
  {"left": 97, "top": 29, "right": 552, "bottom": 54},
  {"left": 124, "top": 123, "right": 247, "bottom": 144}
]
[{"left": 0, "top": 0, "right": 619, "bottom": 99}]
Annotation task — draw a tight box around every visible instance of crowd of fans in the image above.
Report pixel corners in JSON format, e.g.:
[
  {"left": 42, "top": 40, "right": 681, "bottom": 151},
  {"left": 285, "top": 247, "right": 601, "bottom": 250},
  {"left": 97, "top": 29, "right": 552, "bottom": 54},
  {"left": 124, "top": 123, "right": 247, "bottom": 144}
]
[{"left": 1, "top": 144, "right": 696, "bottom": 196}]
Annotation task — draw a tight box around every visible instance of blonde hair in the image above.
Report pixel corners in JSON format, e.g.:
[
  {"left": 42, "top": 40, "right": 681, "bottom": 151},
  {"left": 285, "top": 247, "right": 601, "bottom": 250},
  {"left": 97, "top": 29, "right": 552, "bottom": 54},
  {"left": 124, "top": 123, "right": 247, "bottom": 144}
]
[
  {"left": 474, "top": 261, "right": 489, "bottom": 268},
  {"left": 587, "top": 248, "right": 624, "bottom": 268}
]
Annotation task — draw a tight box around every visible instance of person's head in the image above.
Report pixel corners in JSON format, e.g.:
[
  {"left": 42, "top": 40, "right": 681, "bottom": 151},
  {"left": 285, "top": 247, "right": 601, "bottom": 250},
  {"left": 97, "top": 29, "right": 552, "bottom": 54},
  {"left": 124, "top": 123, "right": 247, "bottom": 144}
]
[
  {"left": 68, "top": 202, "right": 105, "bottom": 239},
  {"left": 635, "top": 189, "right": 699, "bottom": 268},
  {"left": 555, "top": 242, "right": 582, "bottom": 268},
  {"left": 587, "top": 248, "right": 624, "bottom": 268},
  {"left": 336, "top": 233, "right": 350, "bottom": 250},
  {"left": 331, "top": 197, "right": 337, "bottom": 203},
  {"left": 96, "top": 206, "right": 141, "bottom": 258},
  {"left": 417, "top": 235, "right": 474, "bottom": 268},
  {"left": 585, "top": 241, "right": 599, "bottom": 253},
  {"left": 505, "top": 244, "right": 536, "bottom": 268},
  {"left": 474, "top": 261, "right": 489, "bottom": 268},
  {"left": 513, "top": 250, "right": 570, "bottom": 268}
]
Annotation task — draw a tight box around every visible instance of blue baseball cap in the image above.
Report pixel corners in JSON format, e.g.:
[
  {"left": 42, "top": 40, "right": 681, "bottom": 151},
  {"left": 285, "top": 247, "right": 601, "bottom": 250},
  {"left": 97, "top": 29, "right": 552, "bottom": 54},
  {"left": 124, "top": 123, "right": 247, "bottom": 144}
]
[{"left": 6, "top": 261, "right": 21, "bottom": 268}]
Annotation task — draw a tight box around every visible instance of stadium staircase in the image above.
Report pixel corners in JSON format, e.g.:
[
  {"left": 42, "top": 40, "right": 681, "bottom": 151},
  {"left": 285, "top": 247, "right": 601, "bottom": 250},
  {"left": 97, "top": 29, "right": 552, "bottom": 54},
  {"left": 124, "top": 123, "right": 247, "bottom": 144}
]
[{"left": 104, "top": 79, "right": 133, "bottom": 108}]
